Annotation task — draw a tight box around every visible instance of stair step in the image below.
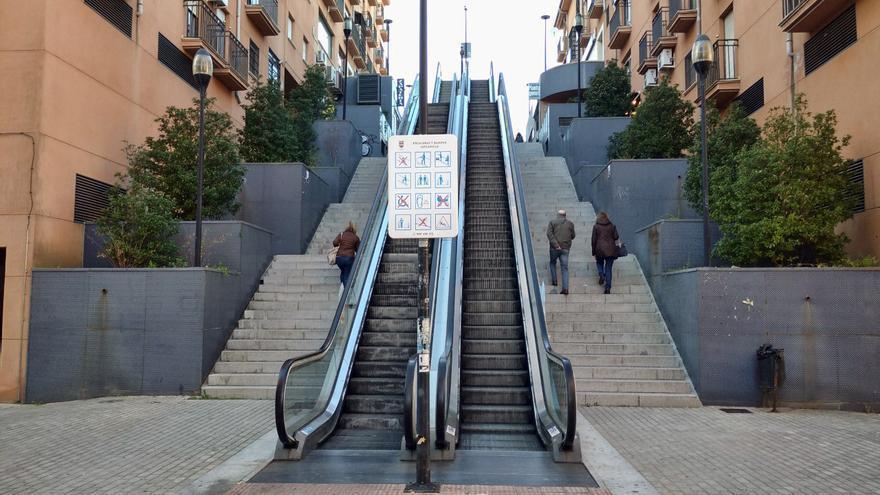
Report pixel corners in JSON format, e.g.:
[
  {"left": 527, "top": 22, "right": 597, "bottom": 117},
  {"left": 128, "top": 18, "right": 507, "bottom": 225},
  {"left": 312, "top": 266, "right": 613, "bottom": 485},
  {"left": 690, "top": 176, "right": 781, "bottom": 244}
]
[
  {"left": 461, "top": 386, "right": 531, "bottom": 405},
  {"left": 461, "top": 370, "right": 530, "bottom": 387},
  {"left": 460, "top": 404, "right": 533, "bottom": 425}
]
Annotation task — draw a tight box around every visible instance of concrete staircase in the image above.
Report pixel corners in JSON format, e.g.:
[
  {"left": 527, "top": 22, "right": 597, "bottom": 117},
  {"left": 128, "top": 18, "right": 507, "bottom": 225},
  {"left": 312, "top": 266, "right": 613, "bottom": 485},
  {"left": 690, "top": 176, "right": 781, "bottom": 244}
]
[
  {"left": 202, "top": 158, "right": 385, "bottom": 399},
  {"left": 516, "top": 143, "right": 700, "bottom": 408}
]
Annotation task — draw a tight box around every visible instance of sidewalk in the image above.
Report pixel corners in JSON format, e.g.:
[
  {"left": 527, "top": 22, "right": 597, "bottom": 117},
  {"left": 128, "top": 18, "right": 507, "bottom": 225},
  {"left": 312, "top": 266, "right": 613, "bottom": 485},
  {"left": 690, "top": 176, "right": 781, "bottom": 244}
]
[{"left": 581, "top": 406, "right": 880, "bottom": 495}]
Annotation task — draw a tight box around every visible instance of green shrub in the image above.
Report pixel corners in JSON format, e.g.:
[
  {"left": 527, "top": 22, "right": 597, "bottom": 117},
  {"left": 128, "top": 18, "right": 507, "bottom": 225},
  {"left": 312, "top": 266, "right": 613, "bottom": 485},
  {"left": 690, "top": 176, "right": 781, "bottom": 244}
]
[
  {"left": 240, "top": 80, "right": 299, "bottom": 163},
  {"left": 584, "top": 60, "right": 635, "bottom": 117},
  {"left": 608, "top": 77, "right": 694, "bottom": 159},
  {"left": 287, "top": 65, "right": 336, "bottom": 167}
]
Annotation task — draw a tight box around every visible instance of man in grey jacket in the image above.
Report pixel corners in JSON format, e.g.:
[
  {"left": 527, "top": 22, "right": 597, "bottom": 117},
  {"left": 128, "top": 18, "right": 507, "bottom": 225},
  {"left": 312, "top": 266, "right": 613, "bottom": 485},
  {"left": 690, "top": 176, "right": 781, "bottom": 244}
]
[{"left": 547, "top": 209, "right": 575, "bottom": 295}]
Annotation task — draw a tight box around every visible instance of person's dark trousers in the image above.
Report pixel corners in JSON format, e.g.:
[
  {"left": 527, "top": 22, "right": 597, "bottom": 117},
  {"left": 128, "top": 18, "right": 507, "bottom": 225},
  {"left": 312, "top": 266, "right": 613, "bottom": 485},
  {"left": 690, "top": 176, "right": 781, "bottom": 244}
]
[
  {"left": 596, "top": 256, "right": 615, "bottom": 292},
  {"left": 336, "top": 255, "right": 355, "bottom": 287},
  {"left": 549, "top": 248, "right": 570, "bottom": 290}
]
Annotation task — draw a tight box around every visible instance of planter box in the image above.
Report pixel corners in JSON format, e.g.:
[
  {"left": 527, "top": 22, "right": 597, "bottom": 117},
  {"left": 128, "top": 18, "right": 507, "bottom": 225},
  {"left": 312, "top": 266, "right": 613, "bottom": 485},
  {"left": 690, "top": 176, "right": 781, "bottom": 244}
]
[
  {"left": 653, "top": 267, "right": 880, "bottom": 410},
  {"left": 26, "top": 268, "right": 241, "bottom": 403}
]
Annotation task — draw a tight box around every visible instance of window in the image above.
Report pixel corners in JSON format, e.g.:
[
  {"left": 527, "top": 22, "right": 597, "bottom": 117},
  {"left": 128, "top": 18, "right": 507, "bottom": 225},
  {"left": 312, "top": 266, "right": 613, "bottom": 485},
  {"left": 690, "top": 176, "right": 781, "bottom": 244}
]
[
  {"left": 158, "top": 33, "right": 198, "bottom": 90},
  {"left": 249, "top": 41, "right": 260, "bottom": 77},
  {"left": 288, "top": 15, "right": 294, "bottom": 41},
  {"left": 316, "top": 16, "right": 333, "bottom": 62},
  {"left": 84, "top": 0, "right": 133, "bottom": 38},
  {"left": 303, "top": 37, "right": 309, "bottom": 63},
  {"left": 268, "top": 49, "right": 281, "bottom": 83},
  {"left": 804, "top": 5, "right": 857, "bottom": 76},
  {"left": 684, "top": 51, "right": 695, "bottom": 89},
  {"left": 74, "top": 174, "right": 114, "bottom": 224}
]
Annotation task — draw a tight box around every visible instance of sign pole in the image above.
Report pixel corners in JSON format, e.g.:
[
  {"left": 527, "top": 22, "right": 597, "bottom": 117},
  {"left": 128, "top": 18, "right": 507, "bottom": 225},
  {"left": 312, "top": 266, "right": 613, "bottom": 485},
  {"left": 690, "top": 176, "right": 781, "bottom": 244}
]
[{"left": 406, "top": 0, "right": 438, "bottom": 492}]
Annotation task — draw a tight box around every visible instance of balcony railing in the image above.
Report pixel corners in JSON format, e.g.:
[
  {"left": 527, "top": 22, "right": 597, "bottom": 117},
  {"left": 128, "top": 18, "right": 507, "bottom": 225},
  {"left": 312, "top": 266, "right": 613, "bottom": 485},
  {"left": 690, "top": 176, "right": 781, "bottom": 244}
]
[
  {"left": 225, "top": 32, "right": 248, "bottom": 83},
  {"left": 376, "top": 4, "right": 385, "bottom": 22},
  {"left": 668, "top": 0, "right": 697, "bottom": 32},
  {"left": 780, "top": 0, "right": 850, "bottom": 32},
  {"left": 651, "top": 7, "right": 674, "bottom": 56},
  {"left": 375, "top": 45, "right": 385, "bottom": 64},
  {"left": 637, "top": 32, "right": 655, "bottom": 73},
  {"left": 185, "top": 1, "right": 226, "bottom": 59},
  {"left": 245, "top": 0, "right": 280, "bottom": 36},
  {"left": 609, "top": 0, "right": 631, "bottom": 49},
  {"left": 670, "top": 0, "right": 697, "bottom": 20},
  {"left": 783, "top": 0, "right": 806, "bottom": 18},
  {"left": 587, "top": 0, "right": 604, "bottom": 19},
  {"left": 707, "top": 39, "right": 738, "bottom": 87},
  {"left": 328, "top": 0, "right": 344, "bottom": 22}
]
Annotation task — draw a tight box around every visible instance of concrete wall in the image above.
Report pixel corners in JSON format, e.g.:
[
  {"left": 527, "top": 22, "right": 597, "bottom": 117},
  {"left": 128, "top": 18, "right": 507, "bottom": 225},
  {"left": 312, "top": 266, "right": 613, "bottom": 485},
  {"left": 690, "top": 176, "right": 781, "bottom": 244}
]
[
  {"left": 25, "top": 268, "right": 241, "bottom": 403},
  {"left": 540, "top": 103, "right": 580, "bottom": 157},
  {"left": 633, "top": 219, "right": 722, "bottom": 279},
  {"left": 562, "top": 117, "right": 631, "bottom": 200},
  {"left": 314, "top": 120, "right": 363, "bottom": 202},
  {"left": 236, "top": 163, "right": 334, "bottom": 255},
  {"left": 652, "top": 268, "right": 880, "bottom": 410},
  {"left": 539, "top": 61, "right": 604, "bottom": 102},
  {"left": 588, "top": 159, "right": 698, "bottom": 247}
]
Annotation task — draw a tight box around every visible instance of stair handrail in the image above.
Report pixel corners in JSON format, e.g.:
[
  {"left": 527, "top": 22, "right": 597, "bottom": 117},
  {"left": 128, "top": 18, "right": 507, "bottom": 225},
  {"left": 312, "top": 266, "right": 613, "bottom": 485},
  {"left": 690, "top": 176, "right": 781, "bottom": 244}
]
[
  {"left": 433, "top": 65, "right": 469, "bottom": 452},
  {"left": 495, "top": 71, "right": 579, "bottom": 457},
  {"left": 274, "top": 74, "right": 421, "bottom": 455},
  {"left": 488, "top": 62, "right": 496, "bottom": 103},
  {"left": 432, "top": 62, "right": 443, "bottom": 104}
]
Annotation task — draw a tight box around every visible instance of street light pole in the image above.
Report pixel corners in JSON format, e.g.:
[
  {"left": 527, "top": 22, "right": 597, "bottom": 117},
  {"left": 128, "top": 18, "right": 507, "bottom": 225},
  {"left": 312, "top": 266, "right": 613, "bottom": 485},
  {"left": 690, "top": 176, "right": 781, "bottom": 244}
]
[
  {"left": 384, "top": 19, "right": 392, "bottom": 74},
  {"left": 192, "top": 48, "right": 213, "bottom": 268},
  {"left": 574, "top": 12, "right": 584, "bottom": 118},
  {"left": 692, "top": 33, "right": 714, "bottom": 267},
  {"left": 343, "top": 17, "right": 353, "bottom": 120},
  {"left": 542, "top": 14, "right": 550, "bottom": 72}
]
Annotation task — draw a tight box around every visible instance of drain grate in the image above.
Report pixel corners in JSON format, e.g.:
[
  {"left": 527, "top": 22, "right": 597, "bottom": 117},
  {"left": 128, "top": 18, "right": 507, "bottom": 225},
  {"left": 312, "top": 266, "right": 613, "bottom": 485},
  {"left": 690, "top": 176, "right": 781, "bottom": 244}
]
[{"left": 720, "top": 408, "right": 752, "bottom": 414}]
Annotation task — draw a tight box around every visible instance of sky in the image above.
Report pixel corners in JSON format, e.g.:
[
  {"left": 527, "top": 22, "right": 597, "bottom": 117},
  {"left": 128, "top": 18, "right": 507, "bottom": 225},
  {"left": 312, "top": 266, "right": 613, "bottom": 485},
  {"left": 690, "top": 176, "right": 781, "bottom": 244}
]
[{"left": 384, "top": 0, "right": 560, "bottom": 136}]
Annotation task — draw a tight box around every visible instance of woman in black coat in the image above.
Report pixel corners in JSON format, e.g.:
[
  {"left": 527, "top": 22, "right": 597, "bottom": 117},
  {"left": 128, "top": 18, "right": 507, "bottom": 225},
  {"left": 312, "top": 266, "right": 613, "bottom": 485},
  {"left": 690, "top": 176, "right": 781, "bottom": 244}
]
[{"left": 591, "top": 212, "right": 619, "bottom": 294}]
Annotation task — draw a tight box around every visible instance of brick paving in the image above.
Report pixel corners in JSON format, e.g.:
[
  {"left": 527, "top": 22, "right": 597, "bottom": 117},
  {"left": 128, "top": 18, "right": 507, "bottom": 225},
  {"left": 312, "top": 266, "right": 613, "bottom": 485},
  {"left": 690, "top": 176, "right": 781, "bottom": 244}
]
[
  {"left": 0, "top": 396, "right": 272, "bottom": 495},
  {"left": 227, "top": 484, "right": 611, "bottom": 494},
  {"left": 581, "top": 406, "right": 880, "bottom": 495}
]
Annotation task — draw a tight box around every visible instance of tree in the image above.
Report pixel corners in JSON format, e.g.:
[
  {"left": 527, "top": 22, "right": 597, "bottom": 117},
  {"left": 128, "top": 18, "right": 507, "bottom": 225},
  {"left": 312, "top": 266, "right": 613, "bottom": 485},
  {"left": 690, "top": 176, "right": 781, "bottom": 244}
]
[
  {"left": 125, "top": 98, "right": 244, "bottom": 220},
  {"left": 684, "top": 102, "right": 761, "bottom": 214},
  {"left": 96, "top": 185, "right": 184, "bottom": 268},
  {"left": 608, "top": 77, "right": 694, "bottom": 159},
  {"left": 287, "top": 65, "right": 336, "bottom": 166},
  {"left": 712, "top": 96, "right": 853, "bottom": 266},
  {"left": 584, "top": 60, "right": 634, "bottom": 117},
  {"left": 240, "top": 80, "right": 298, "bottom": 163}
]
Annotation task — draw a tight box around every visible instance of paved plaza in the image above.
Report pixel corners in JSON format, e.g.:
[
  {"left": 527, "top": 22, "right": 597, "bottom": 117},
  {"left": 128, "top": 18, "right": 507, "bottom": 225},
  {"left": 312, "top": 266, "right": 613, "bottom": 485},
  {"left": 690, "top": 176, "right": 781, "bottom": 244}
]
[{"left": 0, "top": 397, "right": 878, "bottom": 494}]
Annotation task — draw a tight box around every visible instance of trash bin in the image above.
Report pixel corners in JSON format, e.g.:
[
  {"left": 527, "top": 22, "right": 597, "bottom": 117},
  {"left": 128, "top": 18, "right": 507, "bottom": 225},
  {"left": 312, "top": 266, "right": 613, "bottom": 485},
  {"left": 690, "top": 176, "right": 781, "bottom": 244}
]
[{"left": 756, "top": 344, "right": 784, "bottom": 411}]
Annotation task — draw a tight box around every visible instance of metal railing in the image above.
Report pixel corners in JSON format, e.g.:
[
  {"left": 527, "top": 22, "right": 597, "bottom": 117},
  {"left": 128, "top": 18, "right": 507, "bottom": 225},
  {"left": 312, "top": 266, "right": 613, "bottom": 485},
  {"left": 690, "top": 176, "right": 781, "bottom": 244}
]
[
  {"left": 783, "top": 0, "right": 807, "bottom": 19},
  {"left": 707, "top": 39, "right": 738, "bottom": 88},
  {"left": 248, "top": 0, "right": 278, "bottom": 27},
  {"left": 610, "top": 0, "right": 631, "bottom": 37},
  {"left": 497, "top": 71, "right": 578, "bottom": 456},
  {"left": 226, "top": 32, "right": 248, "bottom": 82},
  {"left": 351, "top": 25, "right": 366, "bottom": 58},
  {"left": 670, "top": 0, "right": 697, "bottom": 21},
  {"left": 638, "top": 32, "right": 653, "bottom": 68},
  {"left": 652, "top": 7, "right": 671, "bottom": 43},
  {"left": 376, "top": 4, "right": 385, "bottom": 21},
  {"left": 185, "top": 1, "right": 227, "bottom": 59}
]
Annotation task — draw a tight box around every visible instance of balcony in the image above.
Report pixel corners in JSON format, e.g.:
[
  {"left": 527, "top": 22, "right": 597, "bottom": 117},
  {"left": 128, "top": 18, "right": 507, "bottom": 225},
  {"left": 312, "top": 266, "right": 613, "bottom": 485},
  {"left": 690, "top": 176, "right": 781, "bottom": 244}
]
[
  {"left": 327, "top": 0, "right": 344, "bottom": 23},
  {"left": 382, "top": 0, "right": 390, "bottom": 5},
  {"left": 214, "top": 32, "right": 248, "bottom": 90},
  {"left": 348, "top": 26, "right": 367, "bottom": 69},
  {"left": 706, "top": 39, "right": 740, "bottom": 106},
  {"left": 323, "top": 64, "right": 343, "bottom": 95},
  {"left": 650, "top": 8, "right": 676, "bottom": 57},
  {"left": 637, "top": 32, "right": 656, "bottom": 74},
  {"left": 668, "top": 0, "right": 697, "bottom": 33},
  {"left": 368, "top": 0, "right": 377, "bottom": 5},
  {"left": 587, "top": 0, "right": 604, "bottom": 20},
  {"left": 379, "top": 25, "right": 389, "bottom": 42},
  {"left": 556, "top": 32, "right": 569, "bottom": 63},
  {"left": 780, "top": 0, "right": 852, "bottom": 32},
  {"left": 245, "top": 0, "right": 280, "bottom": 36},
  {"left": 374, "top": 46, "right": 385, "bottom": 65},
  {"left": 364, "top": 16, "right": 378, "bottom": 47},
  {"left": 608, "top": 0, "right": 631, "bottom": 50},
  {"left": 350, "top": 0, "right": 360, "bottom": 5},
  {"left": 376, "top": 4, "right": 385, "bottom": 23}
]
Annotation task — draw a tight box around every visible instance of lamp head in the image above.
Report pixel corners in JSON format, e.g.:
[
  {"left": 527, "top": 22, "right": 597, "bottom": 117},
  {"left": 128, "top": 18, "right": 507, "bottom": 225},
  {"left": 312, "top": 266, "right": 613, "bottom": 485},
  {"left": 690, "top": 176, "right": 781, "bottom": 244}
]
[
  {"left": 384, "top": 18, "right": 392, "bottom": 26},
  {"left": 692, "top": 34, "right": 714, "bottom": 77},
  {"left": 192, "top": 48, "right": 213, "bottom": 89},
  {"left": 344, "top": 17, "right": 353, "bottom": 38},
  {"left": 575, "top": 13, "right": 584, "bottom": 33},
  {"left": 542, "top": 14, "right": 551, "bottom": 21}
]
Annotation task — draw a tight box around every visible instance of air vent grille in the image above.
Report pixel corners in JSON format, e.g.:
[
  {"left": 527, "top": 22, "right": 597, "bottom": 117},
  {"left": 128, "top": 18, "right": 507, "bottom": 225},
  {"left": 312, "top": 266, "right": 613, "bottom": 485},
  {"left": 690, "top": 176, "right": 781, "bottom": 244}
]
[
  {"left": 804, "top": 5, "right": 856, "bottom": 76},
  {"left": 733, "top": 78, "right": 764, "bottom": 115},
  {"left": 158, "top": 34, "right": 198, "bottom": 90},
  {"left": 84, "top": 0, "right": 133, "bottom": 38},
  {"left": 358, "top": 74, "right": 381, "bottom": 104},
  {"left": 74, "top": 175, "right": 113, "bottom": 224}
]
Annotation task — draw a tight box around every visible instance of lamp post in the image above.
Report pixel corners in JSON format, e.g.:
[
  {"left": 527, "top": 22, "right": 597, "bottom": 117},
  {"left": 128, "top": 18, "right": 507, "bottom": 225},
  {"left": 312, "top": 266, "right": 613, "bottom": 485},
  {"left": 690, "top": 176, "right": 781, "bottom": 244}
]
[
  {"left": 692, "top": 33, "right": 714, "bottom": 266},
  {"left": 574, "top": 12, "right": 584, "bottom": 118},
  {"left": 541, "top": 14, "right": 550, "bottom": 72},
  {"left": 192, "top": 48, "right": 213, "bottom": 268},
  {"left": 343, "top": 17, "right": 353, "bottom": 120},
  {"left": 384, "top": 19, "right": 392, "bottom": 74},
  {"left": 460, "top": 6, "right": 468, "bottom": 75}
]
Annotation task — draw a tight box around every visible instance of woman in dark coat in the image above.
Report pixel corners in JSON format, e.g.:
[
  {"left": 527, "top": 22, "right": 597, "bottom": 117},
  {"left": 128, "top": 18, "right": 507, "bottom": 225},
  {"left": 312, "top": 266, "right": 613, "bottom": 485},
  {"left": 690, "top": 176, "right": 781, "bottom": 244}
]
[
  {"left": 591, "top": 212, "right": 619, "bottom": 294},
  {"left": 333, "top": 222, "right": 360, "bottom": 288}
]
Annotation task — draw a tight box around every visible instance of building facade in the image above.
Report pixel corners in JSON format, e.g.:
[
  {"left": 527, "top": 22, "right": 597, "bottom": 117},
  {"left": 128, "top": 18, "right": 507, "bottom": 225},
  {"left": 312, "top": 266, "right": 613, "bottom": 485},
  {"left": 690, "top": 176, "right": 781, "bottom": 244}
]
[
  {"left": 549, "top": 0, "right": 878, "bottom": 257},
  {"left": 0, "top": 0, "right": 391, "bottom": 402}
]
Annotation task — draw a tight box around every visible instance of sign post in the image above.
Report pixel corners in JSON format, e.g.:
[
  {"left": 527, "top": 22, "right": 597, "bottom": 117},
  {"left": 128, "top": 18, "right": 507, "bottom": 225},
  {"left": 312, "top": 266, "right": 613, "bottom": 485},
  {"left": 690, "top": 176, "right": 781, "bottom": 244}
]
[{"left": 390, "top": 134, "right": 458, "bottom": 494}]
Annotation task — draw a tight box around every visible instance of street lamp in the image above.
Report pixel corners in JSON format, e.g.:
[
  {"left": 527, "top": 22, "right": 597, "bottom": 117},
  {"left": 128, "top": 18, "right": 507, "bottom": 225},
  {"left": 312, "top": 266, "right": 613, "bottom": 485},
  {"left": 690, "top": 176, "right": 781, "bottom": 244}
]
[
  {"left": 343, "top": 16, "right": 353, "bottom": 120},
  {"left": 384, "top": 19, "right": 392, "bottom": 73},
  {"left": 192, "top": 48, "right": 213, "bottom": 267},
  {"left": 574, "top": 12, "right": 584, "bottom": 118},
  {"left": 461, "top": 5, "right": 468, "bottom": 75},
  {"left": 692, "top": 33, "right": 714, "bottom": 266},
  {"left": 541, "top": 14, "right": 550, "bottom": 72}
]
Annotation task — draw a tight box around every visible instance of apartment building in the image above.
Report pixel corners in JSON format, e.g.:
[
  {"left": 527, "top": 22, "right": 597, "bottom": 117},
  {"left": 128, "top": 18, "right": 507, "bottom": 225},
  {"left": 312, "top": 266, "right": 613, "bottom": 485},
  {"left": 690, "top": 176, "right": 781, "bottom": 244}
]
[
  {"left": 551, "top": 0, "right": 878, "bottom": 257},
  {"left": 0, "top": 0, "right": 391, "bottom": 403}
]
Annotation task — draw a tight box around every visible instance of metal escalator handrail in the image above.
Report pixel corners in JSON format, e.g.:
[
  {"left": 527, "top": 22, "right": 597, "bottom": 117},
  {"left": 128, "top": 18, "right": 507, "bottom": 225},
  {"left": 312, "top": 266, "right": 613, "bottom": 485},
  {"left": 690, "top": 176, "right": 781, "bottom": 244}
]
[
  {"left": 496, "top": 71, "right": 578, "bottom": 452},
  {"left": 489, "top": 62, "right": 496, "bottom": 103},
  {"left": 275, "top": 75, "right": 422, "bottom": 450},
  {"left": 432, "top": 62, "right": 443, "bottom": 104},
  {"left": 434, "top": 66, "right": 469, "bottom": 450}
]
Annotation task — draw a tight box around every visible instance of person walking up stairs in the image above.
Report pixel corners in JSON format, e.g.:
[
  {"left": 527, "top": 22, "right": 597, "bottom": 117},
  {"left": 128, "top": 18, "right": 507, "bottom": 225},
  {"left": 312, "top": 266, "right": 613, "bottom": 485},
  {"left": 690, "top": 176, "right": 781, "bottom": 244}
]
[
  {"left": 517, "top": 143, "right": 700, "bottom": 408},
  {"left": 202, "top": 158, "right": 386, "bottom": 399}
]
